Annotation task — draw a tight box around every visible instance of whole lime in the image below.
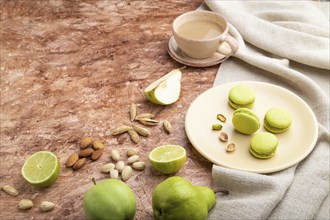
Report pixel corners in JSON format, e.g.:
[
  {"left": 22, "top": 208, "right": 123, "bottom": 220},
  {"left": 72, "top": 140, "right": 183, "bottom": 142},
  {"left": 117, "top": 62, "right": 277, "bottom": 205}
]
[{"left": 83, "top": 178, "right": 136, "bottom": 220}]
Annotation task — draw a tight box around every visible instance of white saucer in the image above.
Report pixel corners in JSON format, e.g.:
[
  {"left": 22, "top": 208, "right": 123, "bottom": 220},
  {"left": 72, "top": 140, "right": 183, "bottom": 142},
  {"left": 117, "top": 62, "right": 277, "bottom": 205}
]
[{"left": 167, "top": 35, "right": 230, "bottom": 67}]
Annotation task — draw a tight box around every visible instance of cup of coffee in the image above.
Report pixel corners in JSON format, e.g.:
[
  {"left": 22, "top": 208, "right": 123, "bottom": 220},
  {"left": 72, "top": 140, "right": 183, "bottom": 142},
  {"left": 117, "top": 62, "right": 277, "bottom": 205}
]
[{"left": 172, "top": 11, "right": 238, "bottom": 59}]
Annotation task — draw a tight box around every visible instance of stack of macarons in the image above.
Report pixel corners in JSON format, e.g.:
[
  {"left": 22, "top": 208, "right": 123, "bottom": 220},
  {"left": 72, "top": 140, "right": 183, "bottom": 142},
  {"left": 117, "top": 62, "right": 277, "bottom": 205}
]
[{"left": 228, "top": 84, "right": 293, "bottom": 159}]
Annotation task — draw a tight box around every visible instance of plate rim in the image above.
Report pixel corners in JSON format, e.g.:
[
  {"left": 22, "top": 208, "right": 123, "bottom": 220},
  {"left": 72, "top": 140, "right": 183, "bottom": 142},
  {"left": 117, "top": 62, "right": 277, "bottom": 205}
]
[{"left": 185, "top": 81, "right": 319, "bottom": 173}]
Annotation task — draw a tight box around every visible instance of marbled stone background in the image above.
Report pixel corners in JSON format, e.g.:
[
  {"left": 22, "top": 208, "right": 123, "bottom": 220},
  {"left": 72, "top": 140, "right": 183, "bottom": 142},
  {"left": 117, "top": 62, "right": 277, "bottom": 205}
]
[{"left": 1, "top": 0, "right": 219, "bottom": 219}]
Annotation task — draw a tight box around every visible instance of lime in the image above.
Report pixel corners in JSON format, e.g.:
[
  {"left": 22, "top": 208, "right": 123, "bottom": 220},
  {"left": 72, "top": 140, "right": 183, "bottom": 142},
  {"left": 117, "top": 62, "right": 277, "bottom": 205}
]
[
  {"left": 149, "top": 145, "right": 186, "bottom": 174},
  {"left": 21, "top": 151, "right": 60, "bottom": 187},
  {"left": 144, "top": 69, "right": 182, "bottom": 105}
]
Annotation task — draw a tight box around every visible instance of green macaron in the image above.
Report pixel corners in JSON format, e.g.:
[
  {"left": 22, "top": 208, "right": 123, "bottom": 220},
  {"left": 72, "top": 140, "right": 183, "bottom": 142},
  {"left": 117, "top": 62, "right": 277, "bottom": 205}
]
[
  {"left": 228, "top": 85, "right": 256, "bottom": 109},
  {"left": 232, "top": 108, "right": 260, "bottom": 134},
  {"left": 249, "top": 132, "right": 278, "bottom": 159},
  {"left": 264, "top": 107, "right": 293, "bottom": 133}
]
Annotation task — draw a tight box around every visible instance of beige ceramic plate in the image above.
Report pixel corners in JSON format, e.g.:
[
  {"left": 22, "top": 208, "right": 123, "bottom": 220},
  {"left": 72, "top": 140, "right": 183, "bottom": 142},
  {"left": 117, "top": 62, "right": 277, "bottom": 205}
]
[
  {"left": 167, "top": 35, "right": 229, "bottom": 67},
  {"left": 185, "top": 81, "right": 318, "bottom": 173}
]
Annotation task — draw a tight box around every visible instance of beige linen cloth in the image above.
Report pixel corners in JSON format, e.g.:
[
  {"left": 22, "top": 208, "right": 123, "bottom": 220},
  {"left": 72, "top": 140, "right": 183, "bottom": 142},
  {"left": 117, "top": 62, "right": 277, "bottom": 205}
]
[{"left": 201, "top": 1, "right": 330, "bottom": 219}]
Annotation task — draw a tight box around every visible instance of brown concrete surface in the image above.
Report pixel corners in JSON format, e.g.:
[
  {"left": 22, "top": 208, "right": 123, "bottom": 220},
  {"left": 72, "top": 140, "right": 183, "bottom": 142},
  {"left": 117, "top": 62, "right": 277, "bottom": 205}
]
[{"left": 0, "top": 0, "right": 220, "bottom": 219}]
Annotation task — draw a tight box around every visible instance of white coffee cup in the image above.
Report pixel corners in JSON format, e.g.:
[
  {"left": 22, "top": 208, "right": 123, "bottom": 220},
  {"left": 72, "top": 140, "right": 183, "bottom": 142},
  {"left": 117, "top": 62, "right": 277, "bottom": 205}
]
[{"left": 172, "top": 11, "right": 238, "bottom": 59}]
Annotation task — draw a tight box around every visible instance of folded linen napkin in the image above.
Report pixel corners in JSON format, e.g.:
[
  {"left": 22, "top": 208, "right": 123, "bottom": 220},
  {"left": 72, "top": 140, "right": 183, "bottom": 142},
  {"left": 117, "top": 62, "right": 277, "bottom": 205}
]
[{"left": 202, "top": 1, "right": 330, "bottom": 219}]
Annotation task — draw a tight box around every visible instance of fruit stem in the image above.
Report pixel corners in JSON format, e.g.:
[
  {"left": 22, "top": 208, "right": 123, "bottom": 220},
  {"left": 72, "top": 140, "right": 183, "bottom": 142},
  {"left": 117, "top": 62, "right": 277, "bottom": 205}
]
[
  {"left": 214, "top": 189, "right": 229, "bottom": 195},
  {"left": 92, "top": 177, "right": 97, "bottom": 186},
  {"left": 179, "top": 66, "right": 187, "bottom": 70}
]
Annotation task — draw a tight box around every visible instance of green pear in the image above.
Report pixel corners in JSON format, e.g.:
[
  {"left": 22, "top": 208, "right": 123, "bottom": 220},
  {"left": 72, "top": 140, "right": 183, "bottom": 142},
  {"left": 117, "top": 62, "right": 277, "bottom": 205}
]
[
  {"left": 144, "top": 69, "right": 182, "bottom": 105},
  {"left": 83, "top": 178, "right": 136, "bottom": 220},
  {"left": 152, "top": 176, "right": 216, "bottom": 220}
]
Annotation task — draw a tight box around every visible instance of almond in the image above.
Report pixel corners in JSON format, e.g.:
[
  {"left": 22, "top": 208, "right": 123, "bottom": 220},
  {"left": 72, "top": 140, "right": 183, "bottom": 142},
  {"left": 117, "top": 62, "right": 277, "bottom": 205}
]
[
  {"left": 91, "top": 149, "right": 104, "bottom": 161},
  {"left": 92, "top": 140, "right": 104, "bottom": 150},
  {"left": 65, "top": 152, "right": 79, "bottom": 167},
  {"left": 78, "top": 148, "right": 94, "bottom": 157},
  {"left": 80, "top": 137, "right": 92, "bottom": 149},
  {"left": 73, "top": 158, "right": 87, "bottom": 170}
]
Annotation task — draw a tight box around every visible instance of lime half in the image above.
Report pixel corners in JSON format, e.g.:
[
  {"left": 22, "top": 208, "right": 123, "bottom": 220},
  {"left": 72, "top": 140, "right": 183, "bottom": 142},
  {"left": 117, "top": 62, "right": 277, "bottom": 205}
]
[
  {"left": 149, "top": 145, "right": 186, "bottom": 174},
  {"left": 21, "top": 151, "right": 60, "bottom": 187}
]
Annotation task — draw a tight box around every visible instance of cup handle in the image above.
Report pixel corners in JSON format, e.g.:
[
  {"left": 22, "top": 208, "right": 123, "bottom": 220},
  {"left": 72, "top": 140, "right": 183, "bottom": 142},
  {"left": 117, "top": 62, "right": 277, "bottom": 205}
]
[{"left": 217, "top": 34, "right": 239, "bottom": 56}]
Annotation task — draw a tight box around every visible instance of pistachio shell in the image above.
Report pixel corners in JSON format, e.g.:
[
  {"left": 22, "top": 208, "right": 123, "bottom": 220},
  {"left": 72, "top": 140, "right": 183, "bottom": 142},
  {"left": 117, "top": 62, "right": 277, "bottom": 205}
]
[{"left": 40, "top": 201, "right": 55, "bottom": 212}]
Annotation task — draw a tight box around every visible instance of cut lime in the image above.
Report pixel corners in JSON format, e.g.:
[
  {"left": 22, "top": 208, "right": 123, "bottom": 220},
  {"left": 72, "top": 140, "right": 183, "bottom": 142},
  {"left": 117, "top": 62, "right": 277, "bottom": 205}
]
[
  {"left": 144, "top": 69, "right": 182, "bottom": 105},
  {"left": 149, "top": 145, "right": 186, "bottom": 174},
  {"left": 21, "top": 151, "right": 60, "bottom": 187}
]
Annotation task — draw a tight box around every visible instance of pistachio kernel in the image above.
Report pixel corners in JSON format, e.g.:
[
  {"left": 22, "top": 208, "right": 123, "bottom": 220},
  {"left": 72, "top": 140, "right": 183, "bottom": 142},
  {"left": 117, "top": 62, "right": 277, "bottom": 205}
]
[
  {"left": 217, "top": 114, "right": 226, "bottom": 122},
  {"left": 212, "top": 124, "right": 222, "bottom": 130}
]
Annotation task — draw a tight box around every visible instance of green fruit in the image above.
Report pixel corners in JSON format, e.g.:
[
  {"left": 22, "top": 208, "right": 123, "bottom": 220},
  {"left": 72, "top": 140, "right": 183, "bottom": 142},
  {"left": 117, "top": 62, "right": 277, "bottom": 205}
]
[
  {"left": 21, "top": 151, "right": 60, "bottom": 187},
  {"left": 152, "top": 176, "right": 216, "bottom": 220},
  {"left": 144, "top": 69, "right": 182, "bottom": 105},
  {"left": 83, "top": 178, "right": 136, "bottom": 220},
  {"left": 149, "top": 145, "right": 186, "bottom": 174}
]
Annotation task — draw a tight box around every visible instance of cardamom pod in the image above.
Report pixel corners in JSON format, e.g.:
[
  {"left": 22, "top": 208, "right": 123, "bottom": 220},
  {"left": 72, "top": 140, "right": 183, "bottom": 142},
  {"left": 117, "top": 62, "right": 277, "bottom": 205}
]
[
  {"left": 137, "top": 118, "right": 158, "bottom": 126},
  {"left": 129, "top": 103, "right": 137, "bottom": 121},
  {"left": 128, "top": 129, "right": 140, "bottom": 144},
  {"left": 163, "top": 120, "right": 173, "bottom": 134},
  {"left": 135, "top": 113, "right": 155, "bottom": 120},
  {"left": 132, "top": 124, "right": 150, "bottom": 137},
  {"left": 111, "top": 125, "right": 132, "bottom": 135}
]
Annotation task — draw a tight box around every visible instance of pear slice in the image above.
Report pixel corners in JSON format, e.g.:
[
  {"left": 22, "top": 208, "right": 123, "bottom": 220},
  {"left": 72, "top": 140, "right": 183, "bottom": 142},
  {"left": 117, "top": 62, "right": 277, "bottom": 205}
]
[{"left": 144, "top": 69, "right": 182, "bottom": 105}]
